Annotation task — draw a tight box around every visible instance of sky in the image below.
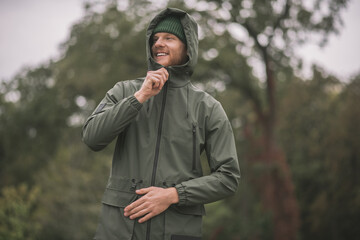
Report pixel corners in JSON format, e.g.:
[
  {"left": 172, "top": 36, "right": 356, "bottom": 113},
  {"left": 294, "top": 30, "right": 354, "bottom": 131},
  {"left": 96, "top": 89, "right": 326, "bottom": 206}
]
[
  {"left": 1, "top": 0, "right": 359, "bottom": 82},
  {"left": 0, "top": 0, "right": 84, "bottom": 81}
]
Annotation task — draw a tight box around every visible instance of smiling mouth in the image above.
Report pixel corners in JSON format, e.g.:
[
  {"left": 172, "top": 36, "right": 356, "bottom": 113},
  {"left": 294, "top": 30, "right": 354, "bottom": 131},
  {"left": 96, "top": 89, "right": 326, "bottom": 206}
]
[{"left": 156, "top": 52, "right": 168, "bottom": 57}]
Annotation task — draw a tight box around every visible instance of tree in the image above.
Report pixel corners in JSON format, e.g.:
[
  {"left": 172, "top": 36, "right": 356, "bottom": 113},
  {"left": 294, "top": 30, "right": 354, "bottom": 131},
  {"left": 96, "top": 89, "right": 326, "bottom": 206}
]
[
  {"left": 174, "top": 0, "right": 349, "bottom": 239},
  {"left": 318, "top": 75, "right": 360, "bottom": 240},
  {"left": 277, "top": 66, "right": 338, "bottom": 239}
]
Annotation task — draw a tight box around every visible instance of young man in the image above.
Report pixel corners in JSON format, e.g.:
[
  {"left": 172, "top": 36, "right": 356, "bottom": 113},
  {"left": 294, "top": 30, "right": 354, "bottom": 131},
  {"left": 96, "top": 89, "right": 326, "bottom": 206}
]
[{"left": 82, "top": 8, "right": 240, "bottom": 240}]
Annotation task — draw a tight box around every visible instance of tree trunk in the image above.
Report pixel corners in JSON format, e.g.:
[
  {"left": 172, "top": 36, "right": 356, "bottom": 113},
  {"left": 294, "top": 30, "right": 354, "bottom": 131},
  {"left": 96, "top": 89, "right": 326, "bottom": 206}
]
[{"left": 244, "top": 54, "right": 300, "bottom": 239}]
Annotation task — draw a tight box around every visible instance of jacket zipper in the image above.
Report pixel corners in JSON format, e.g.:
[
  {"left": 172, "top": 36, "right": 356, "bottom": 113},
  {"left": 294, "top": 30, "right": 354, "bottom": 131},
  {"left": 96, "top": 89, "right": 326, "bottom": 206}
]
[
  {"left": 146, "top": 78, "right": 169, "bottom": 240},
  {"left": 192, "top": 123, "right": 197, "bottom": 171},
  {"left": 150, "top": 81, "right": 168, "bottom": 185}
]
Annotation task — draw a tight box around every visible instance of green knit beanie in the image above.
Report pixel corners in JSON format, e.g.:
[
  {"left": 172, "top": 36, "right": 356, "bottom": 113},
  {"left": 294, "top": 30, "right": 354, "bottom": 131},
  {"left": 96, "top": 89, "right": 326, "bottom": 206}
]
[{"left": 153, "top": 16, "right": 186, "bottom": 44}]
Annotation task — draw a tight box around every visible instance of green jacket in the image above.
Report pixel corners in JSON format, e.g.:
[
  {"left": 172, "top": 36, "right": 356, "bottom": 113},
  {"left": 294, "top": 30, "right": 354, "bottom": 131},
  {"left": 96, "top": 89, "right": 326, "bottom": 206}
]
[{"left": 82, "top": 8, "right": 240, "bottom": 240}]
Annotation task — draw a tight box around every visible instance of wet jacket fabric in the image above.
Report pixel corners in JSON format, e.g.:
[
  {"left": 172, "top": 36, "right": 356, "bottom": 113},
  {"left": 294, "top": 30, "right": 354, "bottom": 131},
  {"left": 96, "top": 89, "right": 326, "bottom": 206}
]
[{"left": 82, "top": 8, "right": 240, "bottom": 240}]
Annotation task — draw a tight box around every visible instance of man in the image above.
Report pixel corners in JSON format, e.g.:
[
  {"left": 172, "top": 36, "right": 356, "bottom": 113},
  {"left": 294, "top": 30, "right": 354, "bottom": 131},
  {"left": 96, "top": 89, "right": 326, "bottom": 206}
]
[{"left": 82, "top": 8, "right": 240, "bottom": 240}]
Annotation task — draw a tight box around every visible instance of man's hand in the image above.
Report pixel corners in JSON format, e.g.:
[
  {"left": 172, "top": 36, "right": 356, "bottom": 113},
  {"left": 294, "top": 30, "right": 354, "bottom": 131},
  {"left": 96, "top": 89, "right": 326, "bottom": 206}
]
[
  {"left": 134, "top": 68, "right": 169, "bottom": 103},
  {"left": 124, "top": 187, "right": 179, "bottom": 223}
]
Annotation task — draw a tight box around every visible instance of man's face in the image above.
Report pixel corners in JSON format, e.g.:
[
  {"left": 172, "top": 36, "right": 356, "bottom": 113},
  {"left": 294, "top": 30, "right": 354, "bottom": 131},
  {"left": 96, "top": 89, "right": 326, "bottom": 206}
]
[{"left": 151, "top": 32, "right": 187, "bottom": 67}]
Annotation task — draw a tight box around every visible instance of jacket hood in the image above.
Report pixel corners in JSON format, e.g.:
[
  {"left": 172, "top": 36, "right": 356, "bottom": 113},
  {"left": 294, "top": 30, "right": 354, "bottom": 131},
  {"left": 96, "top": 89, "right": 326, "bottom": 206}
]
[{"left": 146, "top": 8, "right": 198, "bottom": 77}]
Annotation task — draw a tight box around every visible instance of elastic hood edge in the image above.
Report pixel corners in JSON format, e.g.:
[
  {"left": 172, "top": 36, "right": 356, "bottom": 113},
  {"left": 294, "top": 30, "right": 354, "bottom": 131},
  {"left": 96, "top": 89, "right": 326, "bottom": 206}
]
[{"left": 146, "top": 8, "right": 199, "bottom": 76}]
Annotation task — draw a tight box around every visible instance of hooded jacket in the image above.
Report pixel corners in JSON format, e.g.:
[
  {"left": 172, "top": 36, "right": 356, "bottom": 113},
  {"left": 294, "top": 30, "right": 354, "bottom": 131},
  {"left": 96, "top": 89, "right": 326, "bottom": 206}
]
[{"left": 82, "top": 8, "right": 240, "bottom": 240}]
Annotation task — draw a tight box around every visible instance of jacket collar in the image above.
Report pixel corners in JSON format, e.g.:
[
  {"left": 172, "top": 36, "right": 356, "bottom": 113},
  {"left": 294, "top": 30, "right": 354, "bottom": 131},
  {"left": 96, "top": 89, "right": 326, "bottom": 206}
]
[{"left": 148, "top": 57, "right": 191, "bottom": 88}]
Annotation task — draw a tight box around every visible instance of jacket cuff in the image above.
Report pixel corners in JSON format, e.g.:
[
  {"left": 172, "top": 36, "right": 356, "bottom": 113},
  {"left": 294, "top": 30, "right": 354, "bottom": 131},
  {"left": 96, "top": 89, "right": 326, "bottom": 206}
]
[
  {"left": 175, "top": 184, "right": 187, "bottom": 206},
  {"left": 128, "top": 95, "right": 142, "bottom": 111}
]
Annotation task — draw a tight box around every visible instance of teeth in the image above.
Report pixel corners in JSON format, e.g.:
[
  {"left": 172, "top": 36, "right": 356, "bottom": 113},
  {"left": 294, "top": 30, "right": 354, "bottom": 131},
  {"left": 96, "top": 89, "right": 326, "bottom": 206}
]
[{"left": 157, "top": 53, "right": 166, "bottom": 56}]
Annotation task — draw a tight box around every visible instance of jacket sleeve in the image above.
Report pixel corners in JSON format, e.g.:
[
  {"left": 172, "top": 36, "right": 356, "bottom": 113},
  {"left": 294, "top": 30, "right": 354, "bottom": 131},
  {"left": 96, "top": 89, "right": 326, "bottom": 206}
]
[
  {"left": 175, "top": 101, "right": 240, "bottom": 206},
  {"left": 82, "top": 82, "right": 142, "bottom": 151}
]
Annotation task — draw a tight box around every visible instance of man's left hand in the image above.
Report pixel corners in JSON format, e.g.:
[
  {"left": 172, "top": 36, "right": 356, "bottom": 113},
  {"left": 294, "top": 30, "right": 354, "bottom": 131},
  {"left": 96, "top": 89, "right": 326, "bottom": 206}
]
[{"left": 124, "top": 187, "right": 179, "bottom": 223}]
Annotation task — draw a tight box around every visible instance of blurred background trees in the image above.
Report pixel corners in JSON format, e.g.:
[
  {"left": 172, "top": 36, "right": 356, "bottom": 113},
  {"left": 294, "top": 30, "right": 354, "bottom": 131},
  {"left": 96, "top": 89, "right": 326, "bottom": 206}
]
[{"left": 0, "top": 0, "right": 359, "bottom": 239}]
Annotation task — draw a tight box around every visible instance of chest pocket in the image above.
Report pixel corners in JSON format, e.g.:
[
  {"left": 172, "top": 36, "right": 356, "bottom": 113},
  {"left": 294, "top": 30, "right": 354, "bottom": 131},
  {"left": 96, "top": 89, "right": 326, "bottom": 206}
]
[
  {"left": 191, "top": 122, "right": 198, "bottom": 172},
  {"left": 160, "top": 118, "right": 203, "bottom": 175}
]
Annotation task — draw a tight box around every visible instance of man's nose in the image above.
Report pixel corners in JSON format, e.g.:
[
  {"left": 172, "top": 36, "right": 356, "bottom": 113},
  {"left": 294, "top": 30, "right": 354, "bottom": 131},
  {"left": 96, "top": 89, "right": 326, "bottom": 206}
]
[{"left": 154, "top": 38, "right": 165, "bottom": 47}]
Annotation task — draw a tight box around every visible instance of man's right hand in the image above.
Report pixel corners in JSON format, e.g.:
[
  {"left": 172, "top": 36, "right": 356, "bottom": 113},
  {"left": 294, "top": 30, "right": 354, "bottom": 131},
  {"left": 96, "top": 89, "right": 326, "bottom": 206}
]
[{"left": 134, "top": 68, "right": 169, "bottom": 103}]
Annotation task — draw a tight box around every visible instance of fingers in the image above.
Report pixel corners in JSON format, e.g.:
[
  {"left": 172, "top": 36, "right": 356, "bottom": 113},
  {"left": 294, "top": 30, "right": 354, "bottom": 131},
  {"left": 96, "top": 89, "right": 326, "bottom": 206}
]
[
  {"left": 123, "top": 188, "right": 151, "bottom": 217},
  {"left": 126, "top": 204, "right": 154, "bottom": 223},
  {"left": 128, "top": 205, "right": 149, "bottom": 220},
  {"left": 123, "top": 186, "right": 173, "bottom": 223},
  {"left": 153, "top": 67, "right": 169, "bottom": 81},
  {"left": 136, "top": 68, "right": 169, "bottom": 102},
  {"left": 159, "top": 67, "right": 169, "bottom": 81},
  {"left": 135, "top": 187, "right": 152, "bottom": 195},
  {"left": 124, "top": 197, "right": 145, "bottom": 214},
  {"left": 152, "top": 77, "right": 162, "bottom": 89},
  {"left": 146, "top": 68, "right": 169, "bottom": 90},
  {"left": 139, "top": 212, "right": 154, "bottom": 223},
  {"left": 123, "top": 195, "right": 151, "bottom": 221}
]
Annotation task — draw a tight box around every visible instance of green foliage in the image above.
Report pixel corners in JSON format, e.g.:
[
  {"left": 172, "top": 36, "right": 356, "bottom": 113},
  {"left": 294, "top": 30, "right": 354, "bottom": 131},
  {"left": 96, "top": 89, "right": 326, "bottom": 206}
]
[
  {"left": 34, "top": 132, "right": 111, "bottom": 240},
  {"left": 314, "top": 76, "right": 360, "bottom": 239},
  {"left": 203, "top": 186, "right": 273, "bottom": 240},
  {"left": 55, "top": 5, "right": 147, "bottom": 102},
  {"left": 277, "top": 69, "right": 337, "bottom": 239},
  {"left": 0, "top": 184, "right": 41, "bottom": 240},
  {"left": 0, "top": 66, "right": 69, "bottom": 187},
  {"left": 278, "top": 69, "right": 360, "bottom": 240}
]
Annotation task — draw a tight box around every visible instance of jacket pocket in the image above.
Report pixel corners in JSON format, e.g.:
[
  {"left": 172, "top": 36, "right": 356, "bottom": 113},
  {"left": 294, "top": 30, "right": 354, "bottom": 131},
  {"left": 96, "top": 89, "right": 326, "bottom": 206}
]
[
  {"left": 165, "top": 207, "right": 203, "bottom": 240},
  {"left": 94, "top": 188, "right": 137, "bottom": 240},
  {"left": 192, "top": 123, "right": 197, "bottom": 172}
]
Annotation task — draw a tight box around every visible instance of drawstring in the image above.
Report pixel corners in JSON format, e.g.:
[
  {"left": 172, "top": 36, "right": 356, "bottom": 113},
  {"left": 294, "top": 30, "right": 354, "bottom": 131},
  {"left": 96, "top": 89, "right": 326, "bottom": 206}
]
[{"left": 130, "top": 179, "right": 143, "bottom": 192}]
